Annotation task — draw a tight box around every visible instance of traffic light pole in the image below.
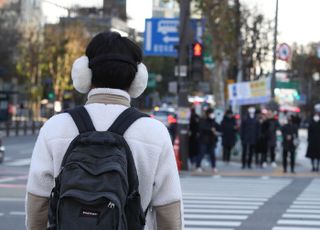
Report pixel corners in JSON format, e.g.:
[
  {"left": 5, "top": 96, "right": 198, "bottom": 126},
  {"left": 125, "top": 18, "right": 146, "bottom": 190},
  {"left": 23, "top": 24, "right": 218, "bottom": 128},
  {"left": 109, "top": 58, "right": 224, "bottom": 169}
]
[
  {"left": 271, "top": 0, "right": 279, "bottom": 99},
  {"left": 177, "top": 0, "right": 190, "bottom": 171}
]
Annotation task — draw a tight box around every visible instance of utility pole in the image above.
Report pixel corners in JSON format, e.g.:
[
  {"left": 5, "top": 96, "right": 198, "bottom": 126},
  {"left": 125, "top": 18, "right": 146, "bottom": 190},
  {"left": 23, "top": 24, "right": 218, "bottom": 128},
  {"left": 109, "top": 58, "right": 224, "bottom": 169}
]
[
  {"left": 235, "top": 0, "right": 242, "bottom": 114},
  {"left": 271, "top": 0, "right": 279, "bottom": 99},
  {"left": 177, "top": 0, "right": 190, "bottom": 171}
]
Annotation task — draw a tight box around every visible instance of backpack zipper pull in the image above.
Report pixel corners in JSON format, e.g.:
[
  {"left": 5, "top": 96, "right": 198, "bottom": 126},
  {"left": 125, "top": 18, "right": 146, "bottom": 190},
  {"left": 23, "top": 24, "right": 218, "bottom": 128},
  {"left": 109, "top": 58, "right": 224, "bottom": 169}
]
[
  {"left": 107, "top": 201, "right": 115, "bottom": 209},
  {"left": 97, "top": 201, "right": 116, "bottom": 225}
]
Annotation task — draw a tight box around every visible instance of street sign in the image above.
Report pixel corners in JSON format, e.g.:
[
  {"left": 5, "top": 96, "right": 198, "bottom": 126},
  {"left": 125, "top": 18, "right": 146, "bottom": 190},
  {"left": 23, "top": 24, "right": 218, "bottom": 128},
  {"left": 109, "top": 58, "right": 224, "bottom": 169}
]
[
  {"left": 278, "top": 43, "right": 291, "bottom": 62},
  {"left": 174, "top": 65, "right": 187, "bottom": 77},
  {"left": 144, "top": 18, "right": 204, "bottom": 57},
  {"left": 228, "top": 78, "right": 271, "bottom": 105}
]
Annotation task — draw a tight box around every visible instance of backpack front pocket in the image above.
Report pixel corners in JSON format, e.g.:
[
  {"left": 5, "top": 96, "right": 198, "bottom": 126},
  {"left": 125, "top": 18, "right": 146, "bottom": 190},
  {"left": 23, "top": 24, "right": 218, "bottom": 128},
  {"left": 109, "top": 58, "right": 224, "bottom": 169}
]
[{"left": 57, "top": 191, "right": 120, "bottom": 230}]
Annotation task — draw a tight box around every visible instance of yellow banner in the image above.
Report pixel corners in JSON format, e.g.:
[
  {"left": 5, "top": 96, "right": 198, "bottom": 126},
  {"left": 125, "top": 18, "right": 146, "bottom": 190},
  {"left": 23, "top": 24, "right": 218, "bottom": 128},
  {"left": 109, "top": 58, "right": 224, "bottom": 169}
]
[{"left": 250, "top": 80, "right": 267, "bottom": 97}]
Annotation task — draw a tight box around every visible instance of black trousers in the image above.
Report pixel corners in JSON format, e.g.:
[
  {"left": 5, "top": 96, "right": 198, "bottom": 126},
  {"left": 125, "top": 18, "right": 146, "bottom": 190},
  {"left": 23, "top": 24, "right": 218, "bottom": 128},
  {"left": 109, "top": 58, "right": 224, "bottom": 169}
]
[
  {"left": 269, "top": 146, "right": 276, "bottom": 162},
  {"left": 311, "top": 159, "right": 320, "bottom": 171},
  {"left": 282, "top": 148, "right": 295, "bottom": 172},
  {"left": 223, "top": 146, "right": 232, "bottom": 163},
  {"left": 242, "top": 144, "right": 255, "bottom": 168},
  {"left": 262, "top": 146, "right": 276, "bottom": 164}
]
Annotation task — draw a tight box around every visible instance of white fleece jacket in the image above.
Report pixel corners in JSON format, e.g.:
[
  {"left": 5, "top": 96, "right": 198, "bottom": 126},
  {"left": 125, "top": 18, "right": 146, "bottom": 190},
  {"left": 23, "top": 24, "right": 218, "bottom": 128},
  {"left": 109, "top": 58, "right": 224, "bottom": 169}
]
[{"left": 26, "top": 88, "right": 183, "bottom": 230}]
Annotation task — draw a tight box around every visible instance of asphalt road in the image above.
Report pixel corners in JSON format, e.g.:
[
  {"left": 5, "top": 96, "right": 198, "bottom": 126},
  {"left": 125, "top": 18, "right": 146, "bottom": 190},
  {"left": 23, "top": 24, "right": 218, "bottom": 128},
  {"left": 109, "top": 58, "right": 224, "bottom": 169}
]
[
  {"left": 0, "top": 135, "right": 35, "bottom": 230},
  {"left": 0, "top": 134, "right": 318, "bottom": 230}
]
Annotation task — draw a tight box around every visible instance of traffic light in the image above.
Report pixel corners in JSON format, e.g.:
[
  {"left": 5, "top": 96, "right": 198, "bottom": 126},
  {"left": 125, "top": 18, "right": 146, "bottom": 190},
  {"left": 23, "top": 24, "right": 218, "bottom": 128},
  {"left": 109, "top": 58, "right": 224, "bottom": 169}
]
[
  {"left": 48, "top": 91, "right": 55, "bottom": 101},
  {"left": 191, "top": 42, "right": 204, "bottom": 81}
]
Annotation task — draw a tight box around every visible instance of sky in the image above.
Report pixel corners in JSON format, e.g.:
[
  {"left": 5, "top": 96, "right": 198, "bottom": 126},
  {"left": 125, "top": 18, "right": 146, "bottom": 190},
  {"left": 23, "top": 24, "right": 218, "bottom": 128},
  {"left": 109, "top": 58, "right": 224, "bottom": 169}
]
[{"left": 42, "top": 0, "right": 320, "bottom": 45}]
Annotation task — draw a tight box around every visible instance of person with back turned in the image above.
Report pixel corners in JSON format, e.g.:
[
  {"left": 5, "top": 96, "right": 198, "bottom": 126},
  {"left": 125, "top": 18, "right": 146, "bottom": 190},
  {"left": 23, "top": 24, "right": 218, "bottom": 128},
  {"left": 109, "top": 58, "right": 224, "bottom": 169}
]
[{"left": 25, "top": 32, "right": 183, "bottom": 230}]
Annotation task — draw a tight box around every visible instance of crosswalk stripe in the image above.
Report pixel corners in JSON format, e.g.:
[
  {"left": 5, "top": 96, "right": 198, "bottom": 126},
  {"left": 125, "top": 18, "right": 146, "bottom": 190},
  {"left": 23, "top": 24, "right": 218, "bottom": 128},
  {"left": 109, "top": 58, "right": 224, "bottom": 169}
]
[
  {"left": 4, "top": 158, "right": 31, "bottom": 166},
  {"left": 282, "top": 214, "right": 320, "bottom": 219},
  {"left": 185, "top": 228, "right": 234, "bottom": 230},
  {"left": 294, "top": 201, "right": 320, "bottom": 205},
  {"left": 0, "top": 175, "right": 28, "bottom": 183},
  {"left": 183, "top": 196, "right": 267, "bottom": 201},
  {"left": 290, "top": 205, "right": 320, "bottom": 209},
  {"left": 273, "top": 227, "right": 320, "bottom": 230},
  {"left": 277, "top": 219, "right": 320, "bottom": 226},
  {"left": 185, "top": 220, "right": 241, "bottom": 227},
  {"left": 10, "top": 211, "right": 25, "bottom": 216},
  {"left": 181, "top": 177, "right": 292, "bottom": 230},
  {"left": 296, "top": 198, "right": 320, "bottom": 201},
  {"left": 184, "top": 209, "right": 254, "bottom": 214},
  {"left": 183, "top": 200, "right": 263, "bottom": 205},
  {"left": 274, "top": 179, "right": 320, "bottom": 229},
  {"left": 0, "top": 198, "right": 25, "bottom": 202},
  {"left": 185, "top": 214, "right": 247, "bottom": 220},
  {"left": 287, "top": 209, "right": 320, "bottom": 214},
  {"left": 183, "top": 192, "right": 273, "bottom": 198},
  {"left": 184, "top": 204, "right": 259, "bottom": 209}
]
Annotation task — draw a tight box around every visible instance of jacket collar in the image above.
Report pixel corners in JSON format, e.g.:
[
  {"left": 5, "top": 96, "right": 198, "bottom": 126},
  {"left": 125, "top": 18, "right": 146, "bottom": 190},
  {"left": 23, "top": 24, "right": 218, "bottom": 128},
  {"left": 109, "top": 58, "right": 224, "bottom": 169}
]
[{"left": 86, "top": 88, "right": 131, "bottom": 107}]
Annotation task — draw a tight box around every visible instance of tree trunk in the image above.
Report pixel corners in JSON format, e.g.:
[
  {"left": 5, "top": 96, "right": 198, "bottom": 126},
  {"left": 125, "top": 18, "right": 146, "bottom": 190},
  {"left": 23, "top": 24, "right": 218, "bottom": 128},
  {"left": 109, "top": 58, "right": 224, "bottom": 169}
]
[{"left": 212, "top": 61, "right": 226, "bottom": 109}]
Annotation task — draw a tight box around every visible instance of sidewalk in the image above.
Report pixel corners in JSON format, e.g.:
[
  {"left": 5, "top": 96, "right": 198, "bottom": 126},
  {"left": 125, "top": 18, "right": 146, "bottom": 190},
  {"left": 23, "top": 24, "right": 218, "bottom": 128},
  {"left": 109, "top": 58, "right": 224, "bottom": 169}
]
[
  {"left": 181, "top": 160, "right": 319, "bottom": 178},
  {"left": 181, "top": 129, "right": 319, "bottom": 178}
]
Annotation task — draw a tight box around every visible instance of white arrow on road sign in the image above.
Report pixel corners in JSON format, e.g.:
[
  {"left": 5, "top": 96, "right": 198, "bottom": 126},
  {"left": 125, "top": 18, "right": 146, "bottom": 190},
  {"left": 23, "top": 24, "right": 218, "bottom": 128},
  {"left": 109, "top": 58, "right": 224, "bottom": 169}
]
[{"left": 163, "top": 36, "right": 179, "bottom": 43}]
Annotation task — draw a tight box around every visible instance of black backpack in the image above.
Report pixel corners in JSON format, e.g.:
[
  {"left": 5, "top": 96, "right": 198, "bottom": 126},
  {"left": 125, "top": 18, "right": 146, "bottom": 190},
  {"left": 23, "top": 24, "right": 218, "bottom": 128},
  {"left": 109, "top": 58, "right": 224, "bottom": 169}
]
[{"left": 48, "top": 106, "right": 149, "bottom": 230}]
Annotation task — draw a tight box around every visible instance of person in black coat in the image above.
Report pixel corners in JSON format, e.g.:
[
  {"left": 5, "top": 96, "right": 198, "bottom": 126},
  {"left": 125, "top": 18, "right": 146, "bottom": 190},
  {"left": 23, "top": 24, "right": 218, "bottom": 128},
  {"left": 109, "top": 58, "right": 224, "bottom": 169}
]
[
  {"left": 196, "top": 108, "right": 218, "bottom": 172},
  {"left": 220, "top": 110, "right": 237, "bottom": 163},
  {"left": 281, "top": 116, "right": 298, "bottom": 173},
  {"left": 255, "top": 112, "right": 268, "bottom": 168},
  {"left": 306, "top": 106, "right": 320, "bottom": 172},
  {"left": 189, "top": 107, "right": 200, "bottom": 166},
  {"left": 265, "top": 111, "right": 280, "bottom": 167},
  {"left": 240, "top": 107, "right": 260, "bottom": 169}
]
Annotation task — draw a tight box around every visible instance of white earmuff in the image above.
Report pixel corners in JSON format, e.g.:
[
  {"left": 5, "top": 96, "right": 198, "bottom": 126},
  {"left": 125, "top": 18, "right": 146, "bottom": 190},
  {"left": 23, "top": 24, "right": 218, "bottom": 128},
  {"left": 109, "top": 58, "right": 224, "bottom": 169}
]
[
  {"left": 128, "top": 63, "right": 148, "bottom": 98},
  {"left": 71, "top": 56, "right": 92, "bottom": 94},
  {"left": 71, "top": 56, "right": 148, "bottom": 98}
]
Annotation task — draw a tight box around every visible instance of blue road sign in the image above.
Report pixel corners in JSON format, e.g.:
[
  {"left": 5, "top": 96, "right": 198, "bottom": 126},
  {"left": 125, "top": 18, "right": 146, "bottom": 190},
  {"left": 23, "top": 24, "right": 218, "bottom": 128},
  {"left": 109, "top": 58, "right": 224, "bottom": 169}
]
[{"left": 144, "top": 18, "right": 204, "bottom": 57}]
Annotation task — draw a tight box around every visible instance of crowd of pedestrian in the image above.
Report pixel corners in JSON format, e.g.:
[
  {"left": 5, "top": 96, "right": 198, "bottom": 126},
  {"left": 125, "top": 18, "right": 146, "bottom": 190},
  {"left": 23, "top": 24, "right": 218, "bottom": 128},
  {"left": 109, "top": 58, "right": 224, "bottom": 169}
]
[{"left": 188, "top": 103, "right": 320, "bottom": 174}]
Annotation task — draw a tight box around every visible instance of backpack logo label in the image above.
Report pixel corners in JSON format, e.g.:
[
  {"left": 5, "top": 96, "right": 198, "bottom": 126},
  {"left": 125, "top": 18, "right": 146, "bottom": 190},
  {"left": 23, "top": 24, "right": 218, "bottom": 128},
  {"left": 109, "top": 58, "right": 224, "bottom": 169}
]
[{"left": 80, "top": 209, "right": 100, "bottom": 218}]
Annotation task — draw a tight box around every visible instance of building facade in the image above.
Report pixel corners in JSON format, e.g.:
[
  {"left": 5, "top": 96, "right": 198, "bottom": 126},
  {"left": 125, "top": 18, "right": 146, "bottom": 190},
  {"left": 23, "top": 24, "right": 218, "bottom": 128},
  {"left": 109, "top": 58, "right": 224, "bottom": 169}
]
[
  {"left": 152, "top": 0, "right": 179, "bottom": 18},
  {"left": 103, "top": 0, "right": 127, "bottom": 21}
]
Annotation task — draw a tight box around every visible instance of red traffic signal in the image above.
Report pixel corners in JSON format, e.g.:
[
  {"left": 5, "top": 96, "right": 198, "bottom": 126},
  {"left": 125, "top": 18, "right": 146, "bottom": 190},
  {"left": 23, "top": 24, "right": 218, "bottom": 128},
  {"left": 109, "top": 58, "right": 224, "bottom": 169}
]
[{"left": 193, "top": 42, "right": 202, "bottom": 56}]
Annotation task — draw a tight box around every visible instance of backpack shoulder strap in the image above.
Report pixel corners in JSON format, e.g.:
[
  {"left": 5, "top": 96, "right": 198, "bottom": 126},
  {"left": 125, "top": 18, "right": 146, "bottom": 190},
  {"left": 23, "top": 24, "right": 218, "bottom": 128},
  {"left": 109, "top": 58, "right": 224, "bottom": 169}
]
[
  {"left": 108, "top": 107, "right": 149, "bottom": 136},
  {"left": 66, "top": 106, "right": 95, "bottom": 133}
]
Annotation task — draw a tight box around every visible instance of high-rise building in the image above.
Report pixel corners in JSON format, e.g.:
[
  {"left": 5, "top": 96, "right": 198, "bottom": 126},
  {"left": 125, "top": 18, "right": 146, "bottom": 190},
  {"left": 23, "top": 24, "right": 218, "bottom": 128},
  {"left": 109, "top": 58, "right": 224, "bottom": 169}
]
[
  {"left": 0, "top": 0, "right": 43, "bottom": 26},
  {"left": 103, "top": 0, "right": 127, "bottom": 21},
  {"left": 20, "top": 0, "right": 43, "bottom": 26},
  {"left": 152, "top": 0, "right": 179, "bottom": 18}
]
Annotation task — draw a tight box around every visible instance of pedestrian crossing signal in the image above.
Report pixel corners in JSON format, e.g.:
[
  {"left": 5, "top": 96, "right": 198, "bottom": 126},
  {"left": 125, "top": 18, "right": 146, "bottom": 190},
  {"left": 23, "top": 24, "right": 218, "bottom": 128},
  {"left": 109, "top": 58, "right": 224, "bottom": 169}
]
[
  {"left": 193, "top": 42, "right": 202, "bottom": 57},
  {"left": 191, "top": 42, "right": 203, "bottom": 81}
]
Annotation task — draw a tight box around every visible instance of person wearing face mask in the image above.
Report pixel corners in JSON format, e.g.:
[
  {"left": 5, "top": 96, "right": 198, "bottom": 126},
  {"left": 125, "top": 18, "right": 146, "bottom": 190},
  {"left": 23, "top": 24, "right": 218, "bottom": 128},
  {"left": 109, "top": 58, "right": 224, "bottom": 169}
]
[
  {"left": 240, "top": 107, "right": 260, "bottom": 169},
  {"left": 255, "top": 110, "right": 268, "bottom": 168},
  {"left": 220, "top": 110, "right": 237, "bottom": 164},
  {"left": 281, "top": 115, "right": 298, "bottom": 173},
  {"left": 306, "top": 104, "right": 320, "bottom": 172},
  {"left": 195, "top": 108, "right": 219, "bottom": 173}
]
